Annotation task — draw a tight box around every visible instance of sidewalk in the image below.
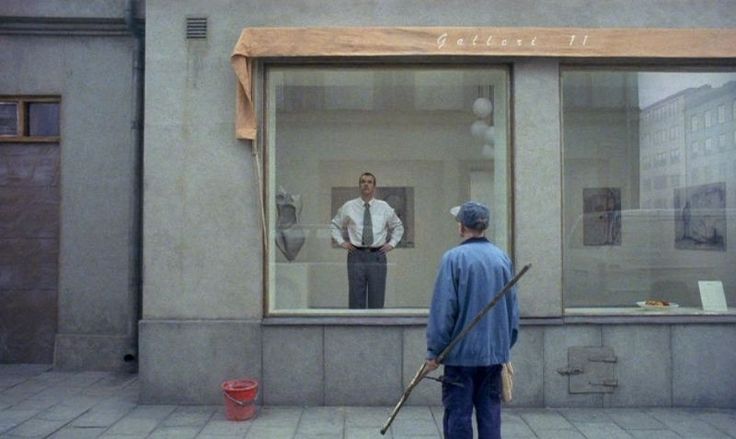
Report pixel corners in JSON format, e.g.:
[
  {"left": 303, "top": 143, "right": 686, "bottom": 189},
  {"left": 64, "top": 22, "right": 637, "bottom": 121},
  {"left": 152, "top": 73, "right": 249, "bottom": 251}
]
[{"left": 1, "top": 365, "right": 735, "bottom": 438}]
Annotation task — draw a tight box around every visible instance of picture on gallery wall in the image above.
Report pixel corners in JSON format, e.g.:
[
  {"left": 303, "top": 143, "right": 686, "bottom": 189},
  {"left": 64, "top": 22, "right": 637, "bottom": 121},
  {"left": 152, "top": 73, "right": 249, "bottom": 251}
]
[
  {"left": 674, "top": 182, "right": 726, "bottom": 251},
  {"left": 583, "top": 187, "right": 621, "bottom": 246},
  {"left": 331, "top": 186, "right": 415, "bottom": 248}
]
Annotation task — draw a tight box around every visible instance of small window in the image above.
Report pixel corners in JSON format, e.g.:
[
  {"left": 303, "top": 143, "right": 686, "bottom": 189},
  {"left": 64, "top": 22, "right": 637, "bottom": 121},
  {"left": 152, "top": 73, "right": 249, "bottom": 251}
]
[{"left": 0, "top": 97, "right": 60, "bottom": 142}]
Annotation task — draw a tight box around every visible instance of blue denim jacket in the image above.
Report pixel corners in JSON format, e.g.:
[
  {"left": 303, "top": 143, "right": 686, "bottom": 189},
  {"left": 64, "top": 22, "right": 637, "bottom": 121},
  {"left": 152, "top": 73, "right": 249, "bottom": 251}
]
[{"left": 426, "top": 237, "right": 519, "bottom": 366}]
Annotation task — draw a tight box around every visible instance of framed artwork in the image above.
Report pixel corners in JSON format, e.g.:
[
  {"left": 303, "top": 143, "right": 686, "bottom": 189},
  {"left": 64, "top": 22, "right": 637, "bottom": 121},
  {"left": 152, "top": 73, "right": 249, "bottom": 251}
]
[
  {"left": 674, "top": 182, "right": 726, "bottom": 251},
  {"left": 331, "top": 186, "right": 415, "bottom": 248},
  {"left": 583, "top": 187, "right": 621, "bottom": 246}
]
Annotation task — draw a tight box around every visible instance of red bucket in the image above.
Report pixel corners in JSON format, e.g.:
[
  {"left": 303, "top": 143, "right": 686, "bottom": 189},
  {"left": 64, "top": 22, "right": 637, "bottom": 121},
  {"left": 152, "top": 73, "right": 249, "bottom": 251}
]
[{"left": 221, "top": 379, "right": 258, "bottom": 421}]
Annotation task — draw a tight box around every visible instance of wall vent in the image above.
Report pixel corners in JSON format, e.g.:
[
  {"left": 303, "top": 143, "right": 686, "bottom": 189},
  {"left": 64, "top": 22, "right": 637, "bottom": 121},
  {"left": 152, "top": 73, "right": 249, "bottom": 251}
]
[{"left": 186, "top": 17, "right": 207, "bottom": 39}]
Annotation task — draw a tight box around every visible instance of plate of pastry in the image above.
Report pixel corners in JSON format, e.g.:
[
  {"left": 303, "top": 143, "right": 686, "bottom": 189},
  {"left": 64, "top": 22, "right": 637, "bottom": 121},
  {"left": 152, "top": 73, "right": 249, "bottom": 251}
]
[{"left": 636, "top": 299, "right": 679, "bottom": 310}]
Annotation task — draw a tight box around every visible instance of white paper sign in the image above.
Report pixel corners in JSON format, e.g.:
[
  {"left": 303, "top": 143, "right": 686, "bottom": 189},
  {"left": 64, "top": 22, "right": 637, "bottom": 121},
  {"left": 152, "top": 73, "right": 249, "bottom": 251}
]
[{"left": 698, "top": 281, "right": 728, "bottom": 311}]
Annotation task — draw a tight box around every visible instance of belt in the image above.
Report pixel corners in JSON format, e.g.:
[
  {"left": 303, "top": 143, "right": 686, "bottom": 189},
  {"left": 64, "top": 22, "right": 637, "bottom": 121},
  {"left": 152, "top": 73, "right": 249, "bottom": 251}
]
[{"left": 354, "top": 246, "right": 382, "bottom": 252}]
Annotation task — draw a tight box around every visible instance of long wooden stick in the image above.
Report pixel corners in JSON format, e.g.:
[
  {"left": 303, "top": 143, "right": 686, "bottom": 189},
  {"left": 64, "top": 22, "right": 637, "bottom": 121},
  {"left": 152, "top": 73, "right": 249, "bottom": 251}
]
[{"left": 380, "top": 263, "right": 531, "bottom": 435}]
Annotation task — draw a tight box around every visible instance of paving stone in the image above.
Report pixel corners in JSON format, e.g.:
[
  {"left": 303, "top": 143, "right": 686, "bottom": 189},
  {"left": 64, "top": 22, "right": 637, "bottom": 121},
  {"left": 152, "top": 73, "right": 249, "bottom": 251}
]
[
  {"left": 104, "top": 416, "right": 161, "bottom": 436},
  {"left": 49, "top": 426, "right": 107, "bottom": 438},
  {"left": 344, "top": 406, "right": 392, "bottom": 427},
  {"left": 345, "top": 425, "right": 391, "bottom": 438},
  {"left": 520, "top": 409, "right": 576, "bottom": 431},
  {"left": 605, "top": 409, "right": 667, "bottom": 430},
  {"left": 9, "top": 398, "right": 57, "bottom": 411},
  {"left": 574, "top": 422, "right": 633, "bottom": 439},
  {"left": 558, "top": 408, "right": 614, "bottom": 424},
  {"left": 294, "top": 434, "right": 342, "bottom": 439},
  {"left": 0, "top": 409, "right": 40, "bottom": 433},
  {"left": 297, "top": 407, "right": 344, "bottom": 435},
  {"left": 535, "top": 430, "right": 588, "bottom": 439},
  {"left": 501, "top": 418, "right": 536, "bottom": 437},
  {"left": 160, "top": 406, "right": 214, "bottom": 427},
  {"left": 71, "top": 408, "right": 132, "bottom": 428},
  {"left": 147, "top": 426, "right": 201, "bottom": 438},
  {"left": 198, "top": 412, "right": 253, "bottom": 436},
  {"left": 390, "top": 418, "right": 439, "bottom": 436},
  {"left": 0, "top": 377, "right": 27, "bottom": 390},
  {"left": 696, "top": 411, "right": 736, "bottom": 437},
  {"left": 244, "top": 425, "right": 296, "bottom": 438},
  {"left": 5, "top": 418, "right": 66, "bottom": 437},
  {"left": 628, "top": 431, "right": 682, "bottom": 439},
  {"left": 35, "top": 404, "right": 90, "bottom": 422},
  {"left": 666, "top": 420, "right": 732, "bottom": 439},
  {"left": 248, "top": 406, "right": 301, "bottom": 428}
]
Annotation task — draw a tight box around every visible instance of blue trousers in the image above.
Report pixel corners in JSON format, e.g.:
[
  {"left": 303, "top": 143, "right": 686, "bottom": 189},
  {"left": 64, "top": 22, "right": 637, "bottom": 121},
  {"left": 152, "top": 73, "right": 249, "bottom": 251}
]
[{"left": 442, "top": 364, "right": 502, "bottom": 439}]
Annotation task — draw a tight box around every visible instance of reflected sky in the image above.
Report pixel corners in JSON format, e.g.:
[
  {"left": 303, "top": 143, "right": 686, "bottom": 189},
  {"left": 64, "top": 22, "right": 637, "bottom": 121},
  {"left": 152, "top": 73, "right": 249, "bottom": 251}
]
[{"left": 638, "top": 72, "right": 736, "bottom": 108}]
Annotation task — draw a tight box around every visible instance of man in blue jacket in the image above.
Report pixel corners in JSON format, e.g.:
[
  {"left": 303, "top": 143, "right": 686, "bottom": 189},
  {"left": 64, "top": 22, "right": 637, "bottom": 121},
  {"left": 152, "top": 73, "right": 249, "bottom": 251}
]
[{"left": 425, "top": 201, "right": 519, "bottom": 439}]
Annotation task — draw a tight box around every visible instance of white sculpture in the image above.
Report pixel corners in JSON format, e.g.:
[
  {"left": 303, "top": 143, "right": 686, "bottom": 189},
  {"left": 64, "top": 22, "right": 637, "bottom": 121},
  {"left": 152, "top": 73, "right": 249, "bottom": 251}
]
[{"left": 275, "top": 187, "right": 306, "bottom": 262}]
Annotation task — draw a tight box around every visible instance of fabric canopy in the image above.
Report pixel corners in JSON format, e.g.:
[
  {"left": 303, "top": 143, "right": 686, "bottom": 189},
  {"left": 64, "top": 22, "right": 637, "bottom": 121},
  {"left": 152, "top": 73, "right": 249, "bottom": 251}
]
[{"left": 230, "top": 26, "right": 736, "bottom": 140}]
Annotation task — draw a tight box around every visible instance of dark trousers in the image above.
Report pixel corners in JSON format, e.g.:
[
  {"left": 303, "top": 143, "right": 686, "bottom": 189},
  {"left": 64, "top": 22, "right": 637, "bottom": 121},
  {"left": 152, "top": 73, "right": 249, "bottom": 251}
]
[
  {"left": 442, "top": 364, "right": 502, "bottom": 439},
  {"left": 347, "top": 250, "right": 387, "bottom": 309}
]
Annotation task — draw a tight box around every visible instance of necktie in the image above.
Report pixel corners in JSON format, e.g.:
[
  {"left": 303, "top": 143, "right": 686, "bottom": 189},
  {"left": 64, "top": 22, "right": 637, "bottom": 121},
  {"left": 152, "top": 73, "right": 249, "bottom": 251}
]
[{"left": 362, "top": 202, "right": 373, "bottom": 246}]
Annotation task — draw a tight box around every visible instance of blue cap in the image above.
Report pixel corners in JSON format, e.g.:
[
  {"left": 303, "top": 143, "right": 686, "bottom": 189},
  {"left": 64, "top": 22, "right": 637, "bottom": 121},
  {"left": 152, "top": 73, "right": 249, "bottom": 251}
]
[{"left": 450, "top": 201, "right": 490, "bottom": 231}]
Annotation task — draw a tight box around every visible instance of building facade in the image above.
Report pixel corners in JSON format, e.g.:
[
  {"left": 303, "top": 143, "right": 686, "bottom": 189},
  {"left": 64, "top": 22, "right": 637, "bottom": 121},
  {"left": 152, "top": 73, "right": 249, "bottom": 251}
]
[{"left": 2, "top": 0, "right": 736, "bottom": 408}]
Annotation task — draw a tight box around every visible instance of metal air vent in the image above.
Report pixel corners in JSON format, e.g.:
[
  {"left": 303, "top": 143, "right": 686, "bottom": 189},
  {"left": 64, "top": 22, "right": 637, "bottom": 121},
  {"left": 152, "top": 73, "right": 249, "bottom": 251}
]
[{"left": 186, "top": 17, "right": 207, "bottom": 39}]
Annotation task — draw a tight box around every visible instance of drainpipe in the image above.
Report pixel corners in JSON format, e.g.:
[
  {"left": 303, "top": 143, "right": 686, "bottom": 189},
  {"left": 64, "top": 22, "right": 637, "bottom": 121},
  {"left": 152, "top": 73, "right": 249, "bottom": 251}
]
[{"left": 124, "top": 0, "right": 144, "bottom": 372}]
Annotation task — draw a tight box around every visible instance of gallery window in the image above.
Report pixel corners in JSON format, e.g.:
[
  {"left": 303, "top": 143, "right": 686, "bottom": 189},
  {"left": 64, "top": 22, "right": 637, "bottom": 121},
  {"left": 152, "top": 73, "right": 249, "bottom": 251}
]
[
  {"left": 0, "top": 96, "right": 60, "bottom": 142},
  {"left": 562, "top": 69, "right": 736, "bottom": 313},
  {"left": 262, "top": 65, "right": 511, "bottom": 315}
]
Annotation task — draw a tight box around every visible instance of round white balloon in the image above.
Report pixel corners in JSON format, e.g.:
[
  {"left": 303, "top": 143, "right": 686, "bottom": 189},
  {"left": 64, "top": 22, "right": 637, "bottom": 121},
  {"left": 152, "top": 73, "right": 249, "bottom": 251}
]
[
  {"left": 471, "top": 120, "right": 489, "bottom": 139},
  {"left": 472, "top": 97, "right": 493, "bottom": 118}
]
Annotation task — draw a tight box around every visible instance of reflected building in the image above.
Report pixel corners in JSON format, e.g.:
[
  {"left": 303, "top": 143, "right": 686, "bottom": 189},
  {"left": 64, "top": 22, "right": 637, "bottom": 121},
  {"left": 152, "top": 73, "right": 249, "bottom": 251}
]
[{"left": 639, "top": 81, "right": 736, "bottom": 209}]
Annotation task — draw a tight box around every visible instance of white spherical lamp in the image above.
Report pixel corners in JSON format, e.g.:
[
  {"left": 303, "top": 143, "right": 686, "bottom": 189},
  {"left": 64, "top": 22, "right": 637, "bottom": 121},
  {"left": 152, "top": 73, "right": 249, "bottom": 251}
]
[
  {"left": 472, "top": 97, "right": 493, "bottom": 118},
  {"left": 471, "top": 120, "right": 489, "bottom": 139}
]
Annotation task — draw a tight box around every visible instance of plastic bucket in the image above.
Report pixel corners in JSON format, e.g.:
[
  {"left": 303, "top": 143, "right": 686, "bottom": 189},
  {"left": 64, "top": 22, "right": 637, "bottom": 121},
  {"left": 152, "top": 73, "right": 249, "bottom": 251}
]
[{"left": 221, "top": 379, "right": 258, "bottom": 421}]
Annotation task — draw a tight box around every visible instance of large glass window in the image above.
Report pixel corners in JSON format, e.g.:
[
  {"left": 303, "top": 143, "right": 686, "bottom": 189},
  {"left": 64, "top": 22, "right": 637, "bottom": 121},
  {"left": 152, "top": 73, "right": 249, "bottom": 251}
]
[
  {"left": 562, "top": 69, "right": 736, "bottom": 312},
  {"left": 264, "top": 65, "right": 510, "bottom": 315}
]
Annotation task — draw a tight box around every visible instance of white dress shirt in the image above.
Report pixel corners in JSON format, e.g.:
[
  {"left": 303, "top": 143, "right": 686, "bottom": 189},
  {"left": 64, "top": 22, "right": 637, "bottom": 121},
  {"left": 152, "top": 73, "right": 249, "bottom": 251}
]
[{"left": 330, "top": 198, "right": 404, "bottom": 247}]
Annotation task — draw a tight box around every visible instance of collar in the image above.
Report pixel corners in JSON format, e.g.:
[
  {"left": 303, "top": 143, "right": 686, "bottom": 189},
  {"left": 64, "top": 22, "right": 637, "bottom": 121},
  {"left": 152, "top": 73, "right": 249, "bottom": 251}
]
[{"left": 460, "top": 236, "right": 489, "bottom": 245}]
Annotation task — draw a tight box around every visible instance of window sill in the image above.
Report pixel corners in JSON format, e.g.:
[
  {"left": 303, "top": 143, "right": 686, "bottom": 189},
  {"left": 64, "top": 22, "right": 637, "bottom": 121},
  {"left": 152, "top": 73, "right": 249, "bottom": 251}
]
[{"left": 564, "top": 306, "right": 736, "bottom": 324}]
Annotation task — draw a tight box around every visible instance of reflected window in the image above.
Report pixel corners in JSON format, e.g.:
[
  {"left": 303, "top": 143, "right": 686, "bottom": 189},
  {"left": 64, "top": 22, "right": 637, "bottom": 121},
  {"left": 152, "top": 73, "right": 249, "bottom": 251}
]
[
  {"left": 263, "top": 65, "right": 511, "bottom": 315},
  {"left": 562, "top": 70, "right": 736, "bottom": 312}
]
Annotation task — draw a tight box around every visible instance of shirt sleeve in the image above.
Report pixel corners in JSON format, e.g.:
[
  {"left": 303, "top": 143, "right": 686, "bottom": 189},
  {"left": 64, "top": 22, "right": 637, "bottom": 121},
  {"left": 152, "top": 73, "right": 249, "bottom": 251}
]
[
  {"left": 426, "top": 254, "right": 458, "bottom": 360},
  {"left": 330, "top": 205, "right": 347, "bottom": 245},
  {"left": 386, "top": 207, "right": 404, "bottom": 247}
]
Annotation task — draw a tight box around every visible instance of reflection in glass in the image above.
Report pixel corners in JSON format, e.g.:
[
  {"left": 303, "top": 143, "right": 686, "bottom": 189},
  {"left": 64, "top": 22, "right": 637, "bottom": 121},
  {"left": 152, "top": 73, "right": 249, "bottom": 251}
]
[
  {"left": 265, "top": 66, "right": 510, "bottom": 314},
  {"left": 28, "top": 103, "right": 60, "bottom": 137},
  {"left": 0, "top": 102, "right": 18, "bottom": 136},
  {"left": 562, "top": 70, "right": 736, "bottom": 310}
]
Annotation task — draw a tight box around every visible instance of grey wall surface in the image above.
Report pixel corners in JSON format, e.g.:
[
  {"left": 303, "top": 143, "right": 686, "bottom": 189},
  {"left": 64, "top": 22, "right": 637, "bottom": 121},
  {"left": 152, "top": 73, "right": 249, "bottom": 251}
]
[
  {"left": 0, "top": 3, "right": 140, "bottom": 370},
  {"left": 140, "top": 0, "right": 736, "bottom": 404},
  {"left": 0, "top": 0, "right": 145, "bottom": 19}
]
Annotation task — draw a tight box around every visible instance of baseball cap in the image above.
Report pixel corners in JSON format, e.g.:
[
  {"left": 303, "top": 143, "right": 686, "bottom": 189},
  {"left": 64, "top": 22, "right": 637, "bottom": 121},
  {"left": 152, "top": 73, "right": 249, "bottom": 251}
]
[{"left": 450, "top": 201, "right": 490, "bottom": 231}]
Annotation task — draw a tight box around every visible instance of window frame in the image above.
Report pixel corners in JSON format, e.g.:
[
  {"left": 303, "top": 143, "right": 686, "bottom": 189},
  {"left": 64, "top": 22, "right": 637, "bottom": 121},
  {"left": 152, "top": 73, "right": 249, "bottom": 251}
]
[
  {"left": 560, "top": 64, "right": 736, "bottom": 317},
  {"left": 0, "top": 96, "right": 61, "bottom": 143},
  {"left": 256, "top": 59, "right": 515, "bottom": 318}
]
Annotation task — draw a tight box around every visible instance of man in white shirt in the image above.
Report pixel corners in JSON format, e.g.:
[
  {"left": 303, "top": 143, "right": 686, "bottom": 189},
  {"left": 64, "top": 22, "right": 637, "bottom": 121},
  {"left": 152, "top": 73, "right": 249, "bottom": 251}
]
[{"left": 330, "top": 172, "right": 404, "bottom": 309}]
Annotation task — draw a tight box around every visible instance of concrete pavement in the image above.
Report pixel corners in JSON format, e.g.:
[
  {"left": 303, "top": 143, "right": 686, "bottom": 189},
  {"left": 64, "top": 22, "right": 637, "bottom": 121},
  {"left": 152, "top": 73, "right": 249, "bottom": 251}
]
[{"left": 1, "top": 364, "right": 735, "bottom": 438}]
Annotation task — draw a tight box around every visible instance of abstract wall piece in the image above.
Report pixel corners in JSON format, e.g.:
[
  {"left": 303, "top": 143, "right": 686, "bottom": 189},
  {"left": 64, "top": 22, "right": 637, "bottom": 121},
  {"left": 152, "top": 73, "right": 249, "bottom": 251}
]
[
  {"left": 331, "top": 186, "right": 415, "bottom": 248},
  {"left": 274, "top": 187, "right": 306, "bottom": 261},
  {"left": 583, "top": 187, "right": 621, "bottom": 246},
  {"left": 674, "top": 182, "right": 726, "bottom": 251}
]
